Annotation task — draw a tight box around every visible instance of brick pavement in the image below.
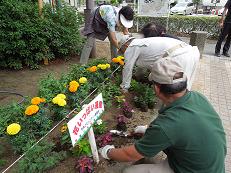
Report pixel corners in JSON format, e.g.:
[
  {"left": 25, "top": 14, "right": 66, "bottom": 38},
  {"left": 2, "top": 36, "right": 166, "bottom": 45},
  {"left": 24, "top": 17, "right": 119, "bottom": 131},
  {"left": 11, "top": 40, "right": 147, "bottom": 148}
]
[{"left": 192, "top": 55, "right": 231, "bottom": 172}]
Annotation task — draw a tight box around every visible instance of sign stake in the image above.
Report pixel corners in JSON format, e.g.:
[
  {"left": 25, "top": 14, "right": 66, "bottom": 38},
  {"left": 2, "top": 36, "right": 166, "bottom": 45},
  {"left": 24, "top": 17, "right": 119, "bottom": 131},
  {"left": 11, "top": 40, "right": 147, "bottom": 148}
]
[{"left": 88, "top": 127, "right": 99, "bottom": 163}]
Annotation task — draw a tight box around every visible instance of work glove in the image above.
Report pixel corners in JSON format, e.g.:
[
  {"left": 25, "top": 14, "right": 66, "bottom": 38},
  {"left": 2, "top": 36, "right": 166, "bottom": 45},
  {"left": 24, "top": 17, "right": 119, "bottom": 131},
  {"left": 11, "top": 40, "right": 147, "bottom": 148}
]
[
  {"left": 99, "top": 145, "right": 115, "bottom": 160},
  {"left": 134, "top": 125, "right": 148, "bottom": 134}
]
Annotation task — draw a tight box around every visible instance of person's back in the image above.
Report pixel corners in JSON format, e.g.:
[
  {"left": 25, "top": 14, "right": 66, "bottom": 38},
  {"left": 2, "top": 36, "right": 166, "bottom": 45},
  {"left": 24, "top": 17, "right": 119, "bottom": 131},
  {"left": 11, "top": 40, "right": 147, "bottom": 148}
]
[
  {"left": 122, "top": 37, "right": 199, "bottom": 89},
  {"left": 154, "top": 91, "right": 226, "bottom": 172}
]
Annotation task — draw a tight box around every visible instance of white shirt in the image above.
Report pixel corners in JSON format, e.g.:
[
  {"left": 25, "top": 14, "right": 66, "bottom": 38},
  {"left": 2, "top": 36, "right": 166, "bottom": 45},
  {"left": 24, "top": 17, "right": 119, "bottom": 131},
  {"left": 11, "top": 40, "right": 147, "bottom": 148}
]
[{"left": 120, "top": 37, "right": 200, "bottom": 90}]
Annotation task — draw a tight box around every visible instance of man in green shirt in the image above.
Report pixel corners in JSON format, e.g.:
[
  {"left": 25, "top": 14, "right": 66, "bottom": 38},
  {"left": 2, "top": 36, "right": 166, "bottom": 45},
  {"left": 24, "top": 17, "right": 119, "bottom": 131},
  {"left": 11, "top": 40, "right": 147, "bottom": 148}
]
[{"left": 99, "top": 58, "right": 226, "bottom": 173}]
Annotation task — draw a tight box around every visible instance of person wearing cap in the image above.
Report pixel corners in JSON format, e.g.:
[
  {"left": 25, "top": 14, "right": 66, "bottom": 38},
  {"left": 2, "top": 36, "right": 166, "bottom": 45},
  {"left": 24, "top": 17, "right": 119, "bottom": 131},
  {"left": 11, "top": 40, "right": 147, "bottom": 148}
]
[
  {"left": 118, "top": 36, "right": 200, "bottom": 91},
  {"left": 80, "top": 5, "right": 134, "bottom": 64},
  {"left": 99, "top": 58, "right": 226, "bottom": 173}
]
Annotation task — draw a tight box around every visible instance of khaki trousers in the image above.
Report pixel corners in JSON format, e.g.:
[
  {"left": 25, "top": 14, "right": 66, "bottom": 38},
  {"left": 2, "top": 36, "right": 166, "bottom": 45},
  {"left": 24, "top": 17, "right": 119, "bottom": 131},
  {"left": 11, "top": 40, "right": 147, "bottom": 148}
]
[{"left": 123, "top": 159, "right": 174, "bottom": 173}]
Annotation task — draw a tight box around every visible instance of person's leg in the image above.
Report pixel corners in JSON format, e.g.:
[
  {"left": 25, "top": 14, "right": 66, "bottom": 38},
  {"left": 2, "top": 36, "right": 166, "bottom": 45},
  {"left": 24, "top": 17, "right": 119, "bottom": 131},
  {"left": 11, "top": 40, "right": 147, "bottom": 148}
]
[
  {"left": 123, "top": 159, "right": 174, "bottom": 173},
  {"left": 80, "top": 37, "right": 95, "bottom": 64},
  {"left": 223, "top": 24, "right": 231, "bottom": 55},
  {"left": 215, "top": 26, "right": 228, "bottom": 55}
]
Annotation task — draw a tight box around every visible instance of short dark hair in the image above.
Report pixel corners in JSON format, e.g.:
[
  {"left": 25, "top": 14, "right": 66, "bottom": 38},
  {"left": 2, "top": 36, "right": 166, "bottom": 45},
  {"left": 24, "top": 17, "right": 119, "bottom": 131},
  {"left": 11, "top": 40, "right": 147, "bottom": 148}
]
[
  {"left": 119, "top": 6, "right": 134, "bottom": 21},
  {"left": 153, "top": 72, "right": 187, "bottom": 94},
  {"left": 141, "top": 23, "right": 166, "bottom": 38}
]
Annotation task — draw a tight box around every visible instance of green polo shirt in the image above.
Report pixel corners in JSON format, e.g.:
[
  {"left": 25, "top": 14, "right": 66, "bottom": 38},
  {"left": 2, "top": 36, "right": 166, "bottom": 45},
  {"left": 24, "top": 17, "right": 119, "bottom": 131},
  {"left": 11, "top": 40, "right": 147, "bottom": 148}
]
[{"left": 135, "top": 91, "right": 226, "bottom": 173}]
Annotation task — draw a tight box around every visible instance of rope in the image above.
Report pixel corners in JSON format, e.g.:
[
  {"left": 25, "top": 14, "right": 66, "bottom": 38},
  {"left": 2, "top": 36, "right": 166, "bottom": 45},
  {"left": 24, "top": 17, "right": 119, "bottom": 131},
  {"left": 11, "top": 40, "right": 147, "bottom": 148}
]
[
  {"left": 0, "top": 91, "right": 25, "bottom": 105},
  {"left": 1, "top": 65, "right": 121, "bottom": 173}
]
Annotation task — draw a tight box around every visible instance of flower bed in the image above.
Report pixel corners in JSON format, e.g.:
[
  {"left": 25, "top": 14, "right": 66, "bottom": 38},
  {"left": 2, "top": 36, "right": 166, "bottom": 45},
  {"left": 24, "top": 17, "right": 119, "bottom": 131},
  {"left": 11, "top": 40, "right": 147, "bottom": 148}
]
[{"left": 0, "top": 57, "right": 157, "bottom": 173}]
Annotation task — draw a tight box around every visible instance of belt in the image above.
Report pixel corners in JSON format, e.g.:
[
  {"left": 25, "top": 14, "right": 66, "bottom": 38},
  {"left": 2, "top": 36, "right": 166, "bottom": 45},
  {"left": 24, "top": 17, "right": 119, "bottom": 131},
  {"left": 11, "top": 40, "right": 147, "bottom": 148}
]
[{"left": 163, "top": 43, "right": 188, "bottom": 58}]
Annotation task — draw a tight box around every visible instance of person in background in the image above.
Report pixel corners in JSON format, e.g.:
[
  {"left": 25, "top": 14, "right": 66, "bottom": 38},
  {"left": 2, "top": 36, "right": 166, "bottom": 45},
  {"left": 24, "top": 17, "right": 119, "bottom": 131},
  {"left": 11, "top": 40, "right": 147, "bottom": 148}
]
[
  {"left": 215, "top": 0, "right": 231, "bottom": 57},
  {"left": 118, "top": 35, "right": 199, "bottom": 92},
  {"left": 99, "top": 58, "right": 226, "bottom": 173},
  {"left": 80, "top": 5, "right": 134, "bottom": 64},
  {"left": 140, "top": 22, "right": 181, "bottom": 40}
]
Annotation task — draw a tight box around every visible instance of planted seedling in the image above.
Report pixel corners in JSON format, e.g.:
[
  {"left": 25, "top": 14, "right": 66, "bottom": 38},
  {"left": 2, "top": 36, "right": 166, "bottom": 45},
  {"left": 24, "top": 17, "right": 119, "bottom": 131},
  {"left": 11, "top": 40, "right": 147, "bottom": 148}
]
[
  {"left": 116, "top": 115, "right": 127, "bottom": 132},
  {"left": 75, "top": 156, "right": 94, "bottom": 173},
  {"left": 96, "top": 132, "right": 113, "bottom": 147},
  {"left": 121, "top": 101, "right": 134, "bottom": 118}
]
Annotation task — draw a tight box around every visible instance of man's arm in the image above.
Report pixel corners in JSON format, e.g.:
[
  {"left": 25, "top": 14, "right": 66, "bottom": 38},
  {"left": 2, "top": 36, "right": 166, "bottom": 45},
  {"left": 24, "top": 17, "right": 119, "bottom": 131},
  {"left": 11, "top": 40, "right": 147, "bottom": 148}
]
[
  {"left": 120, "top": 46, "right": 140, "bottom": 90},
  {"left": 108, "top": 145, "right": 143, "bottom": 162},
  {"left": 108, "top": 31, "right": 119, "bottom": 49}
]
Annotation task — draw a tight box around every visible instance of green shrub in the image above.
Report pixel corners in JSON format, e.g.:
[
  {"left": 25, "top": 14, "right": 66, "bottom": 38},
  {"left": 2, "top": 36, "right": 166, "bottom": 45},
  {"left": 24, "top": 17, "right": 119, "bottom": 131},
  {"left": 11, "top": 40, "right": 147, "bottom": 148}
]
[
  {"left": 0, "top": 0, "right": 84, "bottom": 69},
  {"left": 132, "top": 15, "right": 220, "bottom": 39},
  {"left": 17, "top": 140, "right": 67, "bottom": 173}
]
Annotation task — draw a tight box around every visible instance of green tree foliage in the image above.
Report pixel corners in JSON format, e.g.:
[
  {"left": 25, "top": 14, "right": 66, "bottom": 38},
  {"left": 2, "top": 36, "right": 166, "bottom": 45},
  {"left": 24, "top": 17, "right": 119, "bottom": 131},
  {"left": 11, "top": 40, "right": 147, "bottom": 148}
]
[{"left": 0, "top": 0, "right": 84, "bottom": 69}]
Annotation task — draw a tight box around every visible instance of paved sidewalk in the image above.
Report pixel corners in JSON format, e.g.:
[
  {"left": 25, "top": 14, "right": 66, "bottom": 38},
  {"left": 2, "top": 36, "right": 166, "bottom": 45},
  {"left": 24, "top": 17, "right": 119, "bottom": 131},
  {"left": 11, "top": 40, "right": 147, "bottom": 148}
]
[{"left": 192, "top": 55, "right": 231, "bottom": 172}]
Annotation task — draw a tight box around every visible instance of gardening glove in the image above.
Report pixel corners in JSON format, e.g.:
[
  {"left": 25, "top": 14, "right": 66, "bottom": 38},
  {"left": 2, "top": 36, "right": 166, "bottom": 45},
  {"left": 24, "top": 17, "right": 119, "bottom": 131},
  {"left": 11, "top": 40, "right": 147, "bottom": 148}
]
[
  {"left": 99, "top": 145, "right": 115, "bottom": 160},
  {"left": 134, "top": 125, "right": 148, "bottom": 134}
]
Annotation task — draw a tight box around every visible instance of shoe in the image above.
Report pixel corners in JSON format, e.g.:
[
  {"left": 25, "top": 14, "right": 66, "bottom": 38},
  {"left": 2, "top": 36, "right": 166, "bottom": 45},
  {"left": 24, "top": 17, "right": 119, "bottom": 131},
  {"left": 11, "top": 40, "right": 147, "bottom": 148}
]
[
  {"left": 215, "top": 52, "right": 221, "bottom": 57},
  {"left": 222, "top": 52, "right": 230, "bottom": 57}
]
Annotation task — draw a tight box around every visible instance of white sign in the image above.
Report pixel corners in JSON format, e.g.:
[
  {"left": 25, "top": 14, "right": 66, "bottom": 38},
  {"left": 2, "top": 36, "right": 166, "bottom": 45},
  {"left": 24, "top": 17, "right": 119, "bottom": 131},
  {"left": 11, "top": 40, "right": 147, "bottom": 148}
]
[
  {"left": 138, "top": 0, "right": 170, "bottom": 17},
  {"left": 67, "top": 93, "right": 104, "bottom": 146}
]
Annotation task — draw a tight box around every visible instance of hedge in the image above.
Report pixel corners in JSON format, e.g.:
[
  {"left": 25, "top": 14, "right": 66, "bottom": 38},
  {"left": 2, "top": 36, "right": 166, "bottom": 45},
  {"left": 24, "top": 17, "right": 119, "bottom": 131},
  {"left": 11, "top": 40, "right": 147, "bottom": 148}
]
[
  {"left": 131, "top": 15, "right": 220, "bottom": 39},
  {"left": 0, "top": 0, "right": 84, "bottom": 70}
]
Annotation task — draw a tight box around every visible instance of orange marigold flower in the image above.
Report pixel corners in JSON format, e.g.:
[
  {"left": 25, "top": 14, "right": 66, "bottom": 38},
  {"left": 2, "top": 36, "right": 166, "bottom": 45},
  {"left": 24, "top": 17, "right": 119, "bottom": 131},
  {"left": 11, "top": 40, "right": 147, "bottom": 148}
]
[
  {"left": 118, "top": 60, "right": 124, "bottom": 66},
  {"left": 88, "top": 66, "right": 97, "bottom": 72},
  {"left": 25, "top": 105, "right": 39, "bottom": 116},
  {"left": 40, "top": 98, "right": 46, "bottom": 103},
  {"left": 31, "top": 97, "right": 41, "bottom": 105},
  {"left": 69, "top": 85, "right": 78, "bottom": 92},
  {"left": 69, "top": 81, "right": 79, "bottom": 88},
  {"left": 112, "top": 58, "right": 120, "bottom": 63}
]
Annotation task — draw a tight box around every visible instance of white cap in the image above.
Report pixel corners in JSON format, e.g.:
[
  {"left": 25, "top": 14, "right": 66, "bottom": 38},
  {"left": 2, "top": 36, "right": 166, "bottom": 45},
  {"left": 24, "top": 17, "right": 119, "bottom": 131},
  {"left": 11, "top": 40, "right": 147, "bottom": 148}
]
[{"left": 120, "top": 14, "right": 133, "bottom": 28}]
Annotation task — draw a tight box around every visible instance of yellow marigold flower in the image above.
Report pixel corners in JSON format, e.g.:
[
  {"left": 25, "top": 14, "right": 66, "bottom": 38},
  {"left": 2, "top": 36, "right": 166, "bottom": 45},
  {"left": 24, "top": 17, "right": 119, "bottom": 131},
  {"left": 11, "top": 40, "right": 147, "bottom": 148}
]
[
  {"left": 79, "top": 77, "right": 87, "bottom": 84},
  {"left": 31, "top": 97, "right": 41, "bottom": 105},
  {"left": 117, "top": 56, "right": 124, "bottom": 60},
  {"left": 57, "top": 99, "right": 66, "bottom": 107},
  {"left": 52, "top": 97, "right": 59, "bottom": 104},
  {"left": 100, "top": 64, "right": 107, "bottom": 70},
  {"left": 97, "top": 64, "right": 102, "bottom": 68},
  {"left": 57, "top": 94, "right": 66, "bottom": 100},
  {"left": 106, "top": 63, "right": 110, "bottom": 68},
  {"left": 40, "top": 98, "right": 46, "bottom": 103},
  {"left": 88, "top": 66, "right": 97, "bottom": 72},
  {"left": 112, "top": 58, "right": 120, "bottom": 63},
  {"left": 60, "top": 125, "right": 68, "bottom": 133},
  {"left": 118, "top": 60, "right": 125, "bottom": 66},
  {"left": 69, "top": 85, "right": 78, "bottom": 92},
  {"left": 7, "top": 123, "right": 21, "bottom": 135},
  {"left": 69, "top": 80, "right": 79, "bottom": 88},
  {"left": 25, "top": 105, "right": 39, "bottom": 116}
]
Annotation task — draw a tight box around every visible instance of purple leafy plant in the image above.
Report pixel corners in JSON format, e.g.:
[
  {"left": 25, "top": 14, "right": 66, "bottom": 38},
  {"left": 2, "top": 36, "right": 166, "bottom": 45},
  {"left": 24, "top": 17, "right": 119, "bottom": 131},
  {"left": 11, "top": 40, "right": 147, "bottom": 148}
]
[
  {"left": 116, "top": 115, "right": 127, "bottom": 131},
  {"left": 96, "top": 132, "right": 113, "bottom": 147},
  {"left": 75, "top": 156, "right": 94, "bottom": 173},
  {"left": 121, "top": 101, "right": 134, "bottom": 118}
]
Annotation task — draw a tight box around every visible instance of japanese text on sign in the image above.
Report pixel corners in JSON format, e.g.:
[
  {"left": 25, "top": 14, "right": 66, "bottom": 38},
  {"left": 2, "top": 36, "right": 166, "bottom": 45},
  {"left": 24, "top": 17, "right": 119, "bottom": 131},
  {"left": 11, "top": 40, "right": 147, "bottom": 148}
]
[{"left": 67, "top": 93, "right": 104, "bottom": 146}]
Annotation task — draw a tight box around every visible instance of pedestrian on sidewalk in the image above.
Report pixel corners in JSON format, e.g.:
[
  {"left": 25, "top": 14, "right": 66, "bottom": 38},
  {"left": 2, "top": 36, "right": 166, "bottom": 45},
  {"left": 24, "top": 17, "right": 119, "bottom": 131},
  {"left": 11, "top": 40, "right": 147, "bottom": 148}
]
[
  {"left": 99, "top": 58, "right": 227, "bottom": 173},
  {"left": 215, "top": 0, "right": 231, "bottom": 57},
  {"left": 118, "top": 35, "right": 200, "bottom": 92},
  {"left": 80, "top": 5, "right": 134, "bottom": 64}
]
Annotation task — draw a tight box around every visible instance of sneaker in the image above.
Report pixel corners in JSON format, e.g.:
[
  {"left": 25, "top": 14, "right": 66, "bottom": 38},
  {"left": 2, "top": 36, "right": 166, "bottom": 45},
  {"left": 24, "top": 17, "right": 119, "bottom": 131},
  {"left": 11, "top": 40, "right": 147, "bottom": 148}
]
[
  {"left": 222, "top": 52, "right": 230, "bottom": 57},
  {"left": 215, "top": 52, "right": 221, "bottom": 57}
]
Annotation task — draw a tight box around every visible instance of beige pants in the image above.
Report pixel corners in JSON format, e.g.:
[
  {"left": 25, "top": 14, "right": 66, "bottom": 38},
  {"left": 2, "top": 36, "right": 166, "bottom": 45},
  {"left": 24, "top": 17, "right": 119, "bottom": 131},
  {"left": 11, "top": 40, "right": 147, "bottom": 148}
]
[{"left": 123, "top": 159, "right": 174, "bottom": 173}]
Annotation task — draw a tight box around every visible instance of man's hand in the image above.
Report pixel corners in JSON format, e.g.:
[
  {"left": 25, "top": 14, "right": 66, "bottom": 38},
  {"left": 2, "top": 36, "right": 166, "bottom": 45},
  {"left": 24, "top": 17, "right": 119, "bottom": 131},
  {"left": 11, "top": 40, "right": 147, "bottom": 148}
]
[
  {"left": 99, "top": 145, "right": 115, "bottom": 160},
  {"left": 134, "top": 125, "right": 148, "bottom": 134}
]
